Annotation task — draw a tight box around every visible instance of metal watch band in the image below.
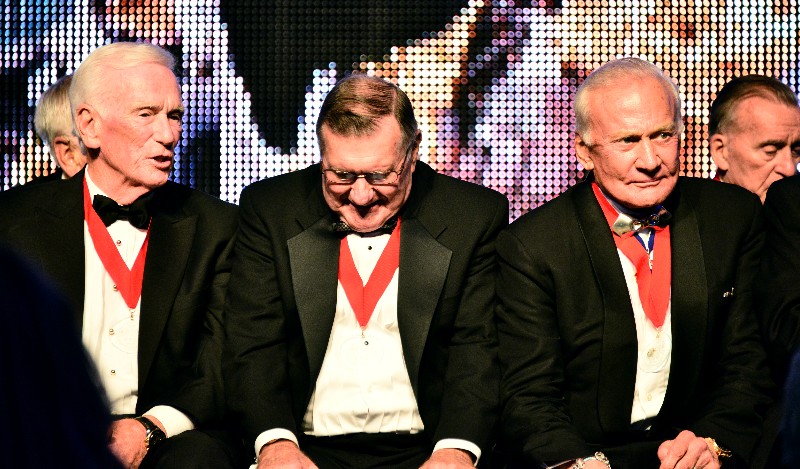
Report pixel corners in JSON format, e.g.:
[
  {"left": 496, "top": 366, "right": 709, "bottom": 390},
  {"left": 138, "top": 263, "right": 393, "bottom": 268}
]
[{"left": 571, "top": 452, "right": 611, "bottom": 469}]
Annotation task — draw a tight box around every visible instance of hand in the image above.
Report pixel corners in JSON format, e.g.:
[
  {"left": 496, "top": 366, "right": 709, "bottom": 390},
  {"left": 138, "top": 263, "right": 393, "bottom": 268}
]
[
  {"left": 657, "top": 430, "right": 720, "bottom": 469},
  {"left": 108, "top": 418, "right": 149, "bottom": 469},
  {"left": 419, "top": 448, "right": 474, "bottom": 468},
  {"left": 257, "top": 440, "right": 318, "bottom": 469}
]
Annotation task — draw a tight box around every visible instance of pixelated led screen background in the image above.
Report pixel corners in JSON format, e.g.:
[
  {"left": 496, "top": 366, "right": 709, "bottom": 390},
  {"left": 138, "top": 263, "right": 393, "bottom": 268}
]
[{"left": 2, "top": 0, "right": 798, "bottom": 220}]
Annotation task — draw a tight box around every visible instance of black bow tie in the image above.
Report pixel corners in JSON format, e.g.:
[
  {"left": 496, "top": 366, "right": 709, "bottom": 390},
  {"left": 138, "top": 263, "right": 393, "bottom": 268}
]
[
  {"left": 332, "top": 217, "right": 398, "bottom": 236},
  {"left": 92, "top": 194, "right": 152, "bottom": 229},
  {"left": 611, "top": 206, "right": 671, "bottom": 236}
]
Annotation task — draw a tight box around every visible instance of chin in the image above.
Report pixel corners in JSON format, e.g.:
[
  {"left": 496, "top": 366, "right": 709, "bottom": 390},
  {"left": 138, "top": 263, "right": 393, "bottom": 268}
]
[{"left": 342, "top": 211, "right": 390, "bottom": 232}]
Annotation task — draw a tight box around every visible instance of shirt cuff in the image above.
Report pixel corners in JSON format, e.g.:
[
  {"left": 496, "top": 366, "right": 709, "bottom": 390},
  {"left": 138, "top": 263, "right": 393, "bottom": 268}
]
[
  {"left": 254, "top": 428, "right": 299, "bottom": 457},
  {"left": 144, "top": 406, "right": 194, "bottom": 438},
  {"left": 433, "top": 438, "right": 481, "bottom": 466}
]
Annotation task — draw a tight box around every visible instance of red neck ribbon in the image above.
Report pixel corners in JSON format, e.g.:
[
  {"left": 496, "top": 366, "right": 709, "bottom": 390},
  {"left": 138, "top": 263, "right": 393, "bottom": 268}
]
[
  {"left": 83, "top": 178, "right": 150, "bottom": 310},
  {"left": 338, "top": 218, "right": 401, "bottom": 330},
  {"left": 592, "top": 183, "right": 671, "bottom": 329}
]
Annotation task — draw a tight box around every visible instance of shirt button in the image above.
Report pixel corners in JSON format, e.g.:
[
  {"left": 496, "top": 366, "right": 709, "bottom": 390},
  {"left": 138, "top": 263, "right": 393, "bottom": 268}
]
[
  {"left": 646, "top": 393, "right": 653, "bottom": 401},
  {"left": 112, "top": 284, "right": 118, "bottom": 291},
  {"left": 647, "top": 348, "right": 656, "bottom": 358},
  {"left": 115, "top": 240, "right": 122, "bottom": 246},
  {"left": 110, "top": 370, "right": 116, "bottom": 375},
  {"left": 109, "top": 328, "right": 115, "bottom": 335}
]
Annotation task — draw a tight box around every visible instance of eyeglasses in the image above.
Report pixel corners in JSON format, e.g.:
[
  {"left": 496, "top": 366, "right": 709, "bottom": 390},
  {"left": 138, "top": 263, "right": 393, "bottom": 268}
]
[{"left": 322, "top": 145, "right": 414, "bottom": 186}]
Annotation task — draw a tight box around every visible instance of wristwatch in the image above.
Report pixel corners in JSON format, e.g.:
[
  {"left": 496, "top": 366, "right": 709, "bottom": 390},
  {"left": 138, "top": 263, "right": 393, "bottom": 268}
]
[
  {"left": 704, "top": 437, "right": 732, "bottom": 459},
  {"left": 571, "top": 452, "right": 611, "bottom": 469},
  {"left": 134, "top": 416, "right": 167, "bottom": 450}
]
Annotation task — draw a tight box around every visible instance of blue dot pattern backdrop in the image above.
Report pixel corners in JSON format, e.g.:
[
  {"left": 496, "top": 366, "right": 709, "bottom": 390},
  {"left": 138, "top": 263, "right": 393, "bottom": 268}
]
[{"left": 2, "top": 0, "right": 798, "bottom": 220}]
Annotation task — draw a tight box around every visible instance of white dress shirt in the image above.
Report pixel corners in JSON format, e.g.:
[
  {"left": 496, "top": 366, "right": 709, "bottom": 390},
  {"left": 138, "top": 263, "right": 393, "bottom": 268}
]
[
  {"left": 254, "top": 231, "right": 480, "bottom": 464},
  {"left": 82, "top": 172, "right": 193, "bottom": 437},
  {"left": 617, "top": 240, "right": 673, "bottom": 425},
  {"left": 600, "top": 192, "right": 673, "bottom": 426}
]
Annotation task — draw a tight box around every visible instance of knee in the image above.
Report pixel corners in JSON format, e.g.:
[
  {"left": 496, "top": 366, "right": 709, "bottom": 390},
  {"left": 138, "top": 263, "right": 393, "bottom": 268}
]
[{"left": 140, "top": 430, "right": 244, "bottom": 469}]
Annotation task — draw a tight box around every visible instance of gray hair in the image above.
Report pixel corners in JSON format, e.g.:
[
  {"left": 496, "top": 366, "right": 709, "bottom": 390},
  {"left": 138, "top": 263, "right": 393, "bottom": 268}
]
[
  {"left": 69, "top": 42, "right": 176, "bottom": 119},
  {"left": 34, "top": 74, "right": 73, "bottom": 159},
  {"left": 316, "top": 74, "right": 418, "bottom": 155},
  {"left": 709, "top": 74, "right": 799, "bottom": 136},
  {"left": 574, "top": 57, "right": 683, "bottom": 145}
]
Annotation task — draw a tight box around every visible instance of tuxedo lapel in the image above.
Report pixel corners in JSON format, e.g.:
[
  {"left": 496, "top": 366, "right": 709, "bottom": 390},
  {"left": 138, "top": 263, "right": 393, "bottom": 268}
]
[
  {"left": 33, "top": 175, "right": 86, "bottom": 325},
  {"left": 397, "top": 217, "right": 451, "bottom": 395},
  {"left": 139, "top": 197, "right": 197, "bottom": 389},
  {"left": 573, "top": 182, "right": 638, "bottom": 432},
  {"left": 658, "top": 183, "right": 707, "bottom": 418},
  {"left": 288, "top": 215, "right": 340, "bottom": 385}
]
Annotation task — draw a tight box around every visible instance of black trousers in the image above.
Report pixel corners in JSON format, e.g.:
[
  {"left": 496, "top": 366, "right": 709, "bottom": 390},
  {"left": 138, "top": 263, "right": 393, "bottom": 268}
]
[
  {"left": 139, "top": 429, "right": 247, "bottom": 469},
  {"left": 300, "top": 433, "right": 431, "bottom": 469}
]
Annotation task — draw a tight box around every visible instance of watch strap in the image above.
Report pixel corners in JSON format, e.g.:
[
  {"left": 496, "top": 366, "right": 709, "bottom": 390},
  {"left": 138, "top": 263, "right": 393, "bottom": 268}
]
[{"left": 134, "top": 416, "right": 166, "bottom": 450}]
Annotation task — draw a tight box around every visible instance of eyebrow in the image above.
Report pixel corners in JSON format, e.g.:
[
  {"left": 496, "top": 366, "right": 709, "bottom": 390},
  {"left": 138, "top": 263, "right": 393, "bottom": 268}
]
[
  {"left": 609, "top": 123, "right": 676, "bottom": 141},
  {"left": 133, "top": 104, "right": 185, "bottom": 113},
  {"left": 758, "top": 139, "right": 788, "bottom": 149}
]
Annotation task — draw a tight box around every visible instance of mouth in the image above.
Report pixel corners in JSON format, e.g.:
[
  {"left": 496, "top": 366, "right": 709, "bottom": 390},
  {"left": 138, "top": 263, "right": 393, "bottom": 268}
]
[
  {"left": 352, "top": 203, "right": 376, "bottom": 218},
  {"left": 152, "top": 155, "right": 173, "bottom": 168},
  {"left": 632, "top": 178, "right": 663, "bottom": 187}
]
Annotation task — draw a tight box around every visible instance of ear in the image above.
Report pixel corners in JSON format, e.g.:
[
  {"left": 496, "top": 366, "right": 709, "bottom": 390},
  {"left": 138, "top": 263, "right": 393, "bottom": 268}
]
[
  {"left": 575, "top": 135, "right": 595, "bottom": 171},
  {"left": 408, "top": 130, "right": 422, "bottom": 175},
  {"left": 54, "top": 135, "right": 88, "bottom": 177},
  {"left": 74, "top": 104, "right": 101, "bottom": 151},
  {"left": 709, "top": 133, "right": 729, "bottom": 172}
]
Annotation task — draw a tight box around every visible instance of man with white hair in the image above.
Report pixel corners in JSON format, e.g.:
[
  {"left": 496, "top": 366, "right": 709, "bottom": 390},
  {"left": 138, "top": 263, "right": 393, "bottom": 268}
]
[
  {"left": 0, "top": 42, "right": 241, "bottom": 468},
  {"left": 496, "top": 57, "right": 773, "bottom": 469},
  {"left": 31, "top": 74, "right": 87, "bottom": 181}
]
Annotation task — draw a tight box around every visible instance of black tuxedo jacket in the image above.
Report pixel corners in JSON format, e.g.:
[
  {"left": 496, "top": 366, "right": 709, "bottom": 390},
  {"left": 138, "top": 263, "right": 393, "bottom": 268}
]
[
  {"left": 0, "top": 172, "right": 238, "bottom": 425},
  {"left": 758, "top": 175, "right": 800, "bottom": 379},
  {"left": 496, "top": 177, "right": 773, "bottom": 468},
  {"left": 223, "top": 162, "right": 509, "bottom": 454}
]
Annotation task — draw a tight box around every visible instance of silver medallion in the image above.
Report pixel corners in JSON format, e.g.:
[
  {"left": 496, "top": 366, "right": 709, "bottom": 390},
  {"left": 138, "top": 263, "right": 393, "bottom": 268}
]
[{"left": 639, "top": 331, "right": 671, "bottom": 373}]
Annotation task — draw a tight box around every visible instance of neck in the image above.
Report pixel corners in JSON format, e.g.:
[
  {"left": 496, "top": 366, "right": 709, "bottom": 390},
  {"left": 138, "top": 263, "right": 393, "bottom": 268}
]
[{"left": 87, "top": 163, "right": 152, "bottom": 205}]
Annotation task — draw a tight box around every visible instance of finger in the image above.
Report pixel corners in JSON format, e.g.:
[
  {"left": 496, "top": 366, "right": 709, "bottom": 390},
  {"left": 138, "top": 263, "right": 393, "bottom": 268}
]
[
  {"left": 659, "top": 430, "right": 696, "bottom": 468},
  {"left": 674, "top": 437, "right": 712, "bottom": 469},
  {"left": 657, "top": 439, "right": 674, "bottom": 461}
]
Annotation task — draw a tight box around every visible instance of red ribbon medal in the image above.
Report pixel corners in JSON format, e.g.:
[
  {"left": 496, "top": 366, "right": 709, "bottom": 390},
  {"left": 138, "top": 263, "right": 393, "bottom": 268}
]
[
  {"left": 83, "top": 179, "right": 149, "bottom": 310},
  {"left": 337, "top": 218, "right": 401, "bottom": 332},
  {"left": 592, "top": 183, "right": 671, "bottom": 329}
]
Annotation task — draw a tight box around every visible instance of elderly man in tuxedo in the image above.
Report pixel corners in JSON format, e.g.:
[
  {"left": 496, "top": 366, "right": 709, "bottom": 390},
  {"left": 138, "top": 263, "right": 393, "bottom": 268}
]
[
  {"left": 223, "top": 74, "right": 508, "bottom": 468},
  {"left": 0, "top": 42, "right": 240, "bottom": 469},
  {"left": 496, "top": 58, "right": 773, "bottom": 469}
]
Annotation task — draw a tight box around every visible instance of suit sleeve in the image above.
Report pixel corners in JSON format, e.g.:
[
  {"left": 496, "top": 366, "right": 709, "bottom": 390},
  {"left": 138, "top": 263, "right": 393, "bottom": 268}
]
[
  {"left": 758, "top": 179, "right": 800, "bottom": 361},
  {"left": 222, "top": 186, "right": 298, "bottom": 444},
  {"left": 686, "top": 194, "right": 774, "bottom": 461},
  {"left": 432, "top": 194, "right": 508, "bottom": 454},
  {"left": 495, "top": 228, "right": 592, "bottom": 464},
  {"left": 166, "top": 204, "right": 238, "bottom": 426}
]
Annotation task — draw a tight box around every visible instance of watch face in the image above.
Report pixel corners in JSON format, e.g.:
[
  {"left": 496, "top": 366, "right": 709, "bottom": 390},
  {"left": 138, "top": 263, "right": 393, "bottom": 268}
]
[{"left": 147, "top": 428, "right": 166, "bottom": 449}]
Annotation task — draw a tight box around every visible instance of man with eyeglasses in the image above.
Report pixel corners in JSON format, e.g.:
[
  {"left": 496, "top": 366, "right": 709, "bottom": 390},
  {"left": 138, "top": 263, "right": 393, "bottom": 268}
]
[{"left": 223, "top": 74, "right": 509, "bottom": 468}]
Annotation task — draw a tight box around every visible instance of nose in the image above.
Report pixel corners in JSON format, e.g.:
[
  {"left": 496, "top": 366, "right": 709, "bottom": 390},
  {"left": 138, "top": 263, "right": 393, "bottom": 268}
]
[
  {"left": 774, "top": 148, "right": 799, "bottom": 177},
  {"left": 153, "top": 113, "right": 179, "bottom": 148},
  {"left": 636, "top": 138, "right": 660, "bottom": 172},
  {"left": 348, "top": 178, "right": 374, "bottom": 206}
]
